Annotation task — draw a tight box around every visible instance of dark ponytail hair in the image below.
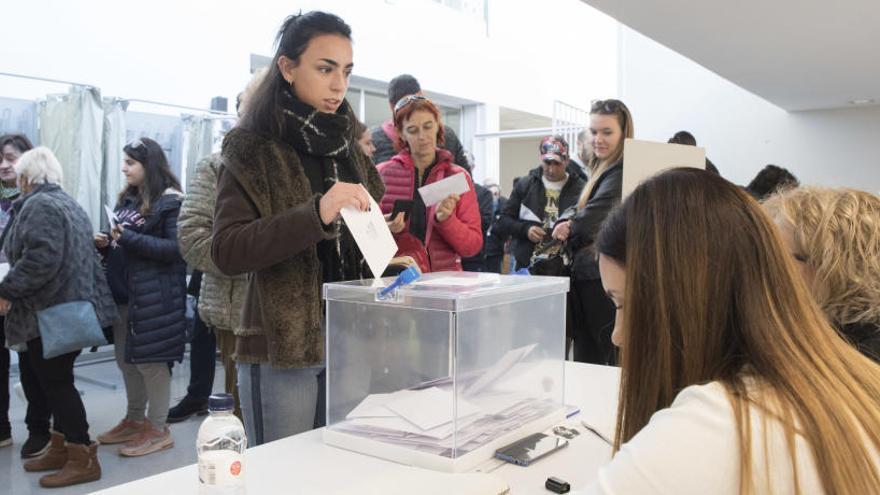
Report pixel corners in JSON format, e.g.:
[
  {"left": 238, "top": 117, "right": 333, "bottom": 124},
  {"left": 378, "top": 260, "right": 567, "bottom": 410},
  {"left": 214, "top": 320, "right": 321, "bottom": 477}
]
[
  {"left": 119, "top": 137, "right": 181, "bottom": 216},
  {"left": 238, "top": 11, "right": 352, "bottom": 138}
]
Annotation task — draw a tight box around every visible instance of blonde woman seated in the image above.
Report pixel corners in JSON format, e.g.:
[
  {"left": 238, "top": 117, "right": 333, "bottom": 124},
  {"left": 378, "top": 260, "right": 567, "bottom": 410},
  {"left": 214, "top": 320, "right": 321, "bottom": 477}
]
[
  {"left": 764, "top": 187, "right": 880, "bottom": 362},
  {"left": 576, "top": 169, "right": 880, "bottom": 494}
]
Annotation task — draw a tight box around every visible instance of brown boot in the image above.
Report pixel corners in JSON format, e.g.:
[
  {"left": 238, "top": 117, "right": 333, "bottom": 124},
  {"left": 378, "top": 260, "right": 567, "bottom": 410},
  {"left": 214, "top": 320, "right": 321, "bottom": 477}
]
[
  {"left": 39, "top": 442, "right": 101, "bottom": 488},
  {"left": 23, "top": 431, "right": 67, "bottom": 472}
]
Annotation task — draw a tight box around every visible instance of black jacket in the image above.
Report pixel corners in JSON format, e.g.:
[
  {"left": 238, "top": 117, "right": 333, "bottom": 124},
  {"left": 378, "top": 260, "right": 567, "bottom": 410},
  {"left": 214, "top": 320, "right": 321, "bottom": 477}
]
[
  {"left": 371, "top": 122, "right": 470, "bottom": 173},
  {"left": 569, "top": 161, "right": 623, "bottom": 280},
  {"left": 461, "top": 183, "right": 494, "bottom": 266},
  {"left": 105, "top": 191, "right": 187, "bottom": 364},
  {"left": 495, "top": 166, "right": 585, "bottom": 269},
  {"left": 705, "top": 158, "right": 720, "bottom": 175},
  {"left": 485, "top": 196, "right": 508, "bottom": 257},
  {"left": 841, "top": 322, "right": 880, "bottom": 364},
  {"left": 568, "top": 160, "right": 588, "bottom": 181}
]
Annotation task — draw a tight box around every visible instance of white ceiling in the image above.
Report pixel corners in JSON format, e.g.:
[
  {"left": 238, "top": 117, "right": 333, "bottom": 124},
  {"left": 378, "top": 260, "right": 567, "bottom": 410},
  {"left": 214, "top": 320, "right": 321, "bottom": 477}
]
[{"left": 580, "top": 0, "right": 880, "bottom": 111}]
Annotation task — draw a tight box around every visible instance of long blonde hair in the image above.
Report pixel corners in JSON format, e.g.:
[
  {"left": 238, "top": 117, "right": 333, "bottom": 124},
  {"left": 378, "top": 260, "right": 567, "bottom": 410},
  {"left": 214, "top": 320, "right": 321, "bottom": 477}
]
[
  {"left": 763, "top": 187, "right": 880, "bottom": 329},
  {"left": 596, "top": 168, "right": 880, "bottom": 494},
  {"left": 577, "top": 99, "right": 634, "bottom": 209}
]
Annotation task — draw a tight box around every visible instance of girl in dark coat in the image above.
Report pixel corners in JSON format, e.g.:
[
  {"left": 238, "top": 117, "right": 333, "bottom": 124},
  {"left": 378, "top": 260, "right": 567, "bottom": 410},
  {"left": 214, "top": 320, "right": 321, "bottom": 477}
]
[
  {"left": 552, "top": 99, "right": 634, "bottom": 365},
  {"left": 95, "top": 137, "right": 187, "bottom": 457}
]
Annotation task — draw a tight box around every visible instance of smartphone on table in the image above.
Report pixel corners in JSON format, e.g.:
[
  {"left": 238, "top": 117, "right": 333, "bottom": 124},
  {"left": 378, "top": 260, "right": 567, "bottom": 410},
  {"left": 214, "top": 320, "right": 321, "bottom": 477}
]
[{"left": 494, "top": 432, "right": 568, "bottom": 467}]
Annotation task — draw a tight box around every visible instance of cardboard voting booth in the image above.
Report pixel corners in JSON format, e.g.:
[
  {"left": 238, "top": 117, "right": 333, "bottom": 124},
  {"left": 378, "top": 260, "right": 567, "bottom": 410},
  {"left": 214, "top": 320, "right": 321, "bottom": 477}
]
[{"left": 622, "top": 139, "right": 707, "bottom": 198}]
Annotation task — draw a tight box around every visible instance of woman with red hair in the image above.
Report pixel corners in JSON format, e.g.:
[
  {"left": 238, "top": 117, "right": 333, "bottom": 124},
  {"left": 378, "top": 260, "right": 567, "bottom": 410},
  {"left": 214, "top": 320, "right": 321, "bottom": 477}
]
[{"left": 377, "top": 96, "right": 482, "bottom": 272}]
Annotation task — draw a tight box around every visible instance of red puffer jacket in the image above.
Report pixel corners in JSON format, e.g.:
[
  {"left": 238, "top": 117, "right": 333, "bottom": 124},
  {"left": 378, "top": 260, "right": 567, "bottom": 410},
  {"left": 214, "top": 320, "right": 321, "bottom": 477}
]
[{"left": 377, "top": 149, "right": 483, "bottom": 272}]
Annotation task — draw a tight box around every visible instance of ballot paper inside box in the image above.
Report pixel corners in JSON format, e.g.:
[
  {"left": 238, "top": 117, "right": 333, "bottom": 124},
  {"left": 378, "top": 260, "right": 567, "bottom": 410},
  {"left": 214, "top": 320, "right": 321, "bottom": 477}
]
[{"left": 322, "top": 271, "right": 569, "bottom": 472}]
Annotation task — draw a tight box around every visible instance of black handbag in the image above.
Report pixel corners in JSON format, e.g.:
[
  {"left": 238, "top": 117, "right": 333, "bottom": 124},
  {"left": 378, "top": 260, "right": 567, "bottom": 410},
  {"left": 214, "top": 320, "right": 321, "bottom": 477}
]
[{"left": 527, "top": 239, "right": 571, "bottom": 277}]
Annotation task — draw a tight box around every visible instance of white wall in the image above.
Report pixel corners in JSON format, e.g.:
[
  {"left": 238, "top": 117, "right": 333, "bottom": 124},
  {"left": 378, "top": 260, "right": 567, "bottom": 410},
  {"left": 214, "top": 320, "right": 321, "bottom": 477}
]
[
  {"left": 499, "top": 136, "right": 543, "bottom": 194},
  {"left": 1, "top": 0, "right": 618, "bottom": 119},
  {"left": 619, "top": 26, "right": 880, "bottom": 193}
]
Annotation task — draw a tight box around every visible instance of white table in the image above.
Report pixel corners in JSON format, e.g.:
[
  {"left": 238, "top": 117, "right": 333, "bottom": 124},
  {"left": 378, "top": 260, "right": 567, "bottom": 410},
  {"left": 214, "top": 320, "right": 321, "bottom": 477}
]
[{"left": 94, "top": 362, "right": 620, "bottom": 494}]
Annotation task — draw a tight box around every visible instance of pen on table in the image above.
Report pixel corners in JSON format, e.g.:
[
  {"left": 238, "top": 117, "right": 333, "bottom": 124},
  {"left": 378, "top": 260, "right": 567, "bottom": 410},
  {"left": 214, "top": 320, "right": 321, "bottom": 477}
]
[{"left": 580, "top": 420, "right": 613, "bottom": 446}]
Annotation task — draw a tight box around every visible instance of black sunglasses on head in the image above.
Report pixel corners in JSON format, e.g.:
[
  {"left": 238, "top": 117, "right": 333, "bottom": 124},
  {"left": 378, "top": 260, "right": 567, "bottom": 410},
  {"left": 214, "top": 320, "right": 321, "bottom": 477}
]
[{"left": 591, "top": 99, "right": 623, "bottom": 114}]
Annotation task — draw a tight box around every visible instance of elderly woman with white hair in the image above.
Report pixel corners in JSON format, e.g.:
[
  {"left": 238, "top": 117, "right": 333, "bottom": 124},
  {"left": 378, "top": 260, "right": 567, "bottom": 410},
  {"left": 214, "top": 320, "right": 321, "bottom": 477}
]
[{"left": 0, "top": 147, "right": 116, "bottom": 488}]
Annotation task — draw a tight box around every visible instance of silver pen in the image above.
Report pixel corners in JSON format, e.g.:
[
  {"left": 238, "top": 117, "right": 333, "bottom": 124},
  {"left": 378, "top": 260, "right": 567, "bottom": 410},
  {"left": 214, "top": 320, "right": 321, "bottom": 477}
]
[{"left": 580, "top": 420, "right": 613, "bottom": 446}]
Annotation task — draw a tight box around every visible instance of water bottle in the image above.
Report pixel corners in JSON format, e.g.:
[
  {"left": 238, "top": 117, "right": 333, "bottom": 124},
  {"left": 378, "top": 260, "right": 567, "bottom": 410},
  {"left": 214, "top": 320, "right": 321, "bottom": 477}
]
[{"left": 197, "top": 393, "right": 247, "bottom": 494}]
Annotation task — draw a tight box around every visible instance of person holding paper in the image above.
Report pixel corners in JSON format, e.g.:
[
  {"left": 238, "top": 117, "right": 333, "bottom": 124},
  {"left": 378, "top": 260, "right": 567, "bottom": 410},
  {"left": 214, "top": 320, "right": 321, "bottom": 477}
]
[
  {"left": 552, "top": 99, "right": 633, "bottom": 365},
  {"left": 572, "top": 168, "right": 880, "bottom": 494},
  {"left": 211, "top": 12, "right": 385, "bottom": 444},
  {"left": 495, "top": 135, "right": 584, "bottom": 272},
  {"left": 376, "top": 95, "right": 482, "bottom": 272},
  {"left": 96, "top": 137, "right": 187, "bottom": 458}
]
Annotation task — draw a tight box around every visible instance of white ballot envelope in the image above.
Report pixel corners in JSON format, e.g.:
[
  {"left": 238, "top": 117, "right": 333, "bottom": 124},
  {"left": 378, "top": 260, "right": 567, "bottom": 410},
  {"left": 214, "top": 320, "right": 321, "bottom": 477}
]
[
  {"left": 340, "top": 190, "right": 398, "bottom": 279},
  {"left": 418, "top": 172, "right": 470, "bottom": 207},
  {"left": 622, "top": 139, "right": 706, "bottom": 199},
  {"left": 104, "top": 205, "right": 118, "bottom": 230}
]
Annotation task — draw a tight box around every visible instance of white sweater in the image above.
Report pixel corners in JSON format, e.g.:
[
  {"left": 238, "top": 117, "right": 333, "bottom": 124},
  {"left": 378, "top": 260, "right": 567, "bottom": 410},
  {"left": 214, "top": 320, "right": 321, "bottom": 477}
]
[{"left": 576, "top": 381, "right": 878, "bottom": 494}]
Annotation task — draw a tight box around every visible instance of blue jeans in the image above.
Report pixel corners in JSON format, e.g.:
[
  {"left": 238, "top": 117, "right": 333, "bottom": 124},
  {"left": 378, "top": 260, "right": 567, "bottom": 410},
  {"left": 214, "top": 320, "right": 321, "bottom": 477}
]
[{"left": 237, "top": 364, "right": 323, "bottom": 446}]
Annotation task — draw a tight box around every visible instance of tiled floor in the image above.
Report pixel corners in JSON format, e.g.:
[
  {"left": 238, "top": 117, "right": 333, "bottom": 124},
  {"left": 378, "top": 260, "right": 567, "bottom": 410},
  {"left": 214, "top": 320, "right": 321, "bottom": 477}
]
[{"left": 1, "top": 349, "right": 225, "bottom": 495}]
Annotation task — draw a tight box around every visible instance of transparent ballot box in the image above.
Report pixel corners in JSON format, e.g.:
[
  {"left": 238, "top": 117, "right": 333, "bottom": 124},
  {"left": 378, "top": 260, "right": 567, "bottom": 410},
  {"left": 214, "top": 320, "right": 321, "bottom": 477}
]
[{"left": 322, "top": 272, "right": 569, "bottom": 472}]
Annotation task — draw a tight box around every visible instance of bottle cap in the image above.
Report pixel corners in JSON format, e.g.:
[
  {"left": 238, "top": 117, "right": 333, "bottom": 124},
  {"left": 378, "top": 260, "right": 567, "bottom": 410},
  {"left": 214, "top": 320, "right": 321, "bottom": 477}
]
[{"left": 208, "top": 393, "right": 234, "bottom": 412}]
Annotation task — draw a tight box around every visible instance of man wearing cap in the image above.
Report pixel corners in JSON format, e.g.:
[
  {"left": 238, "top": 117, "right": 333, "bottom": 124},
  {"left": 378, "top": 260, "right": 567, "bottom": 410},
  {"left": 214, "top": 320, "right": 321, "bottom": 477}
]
[{"left": 495, "top": 135, "right": 585, "bottom": 271}]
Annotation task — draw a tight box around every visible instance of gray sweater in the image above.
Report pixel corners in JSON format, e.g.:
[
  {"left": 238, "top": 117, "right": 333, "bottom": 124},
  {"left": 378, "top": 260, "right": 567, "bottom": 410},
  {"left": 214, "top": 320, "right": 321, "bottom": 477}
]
[{"left": 0, "top": 183, "right": 116, "bottom": 348}]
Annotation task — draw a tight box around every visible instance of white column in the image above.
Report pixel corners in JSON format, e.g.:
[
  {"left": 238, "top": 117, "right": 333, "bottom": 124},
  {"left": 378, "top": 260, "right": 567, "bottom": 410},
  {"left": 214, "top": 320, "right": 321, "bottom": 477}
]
[{"left": 467, "top": 103, "right": 500, "bottom": 185}]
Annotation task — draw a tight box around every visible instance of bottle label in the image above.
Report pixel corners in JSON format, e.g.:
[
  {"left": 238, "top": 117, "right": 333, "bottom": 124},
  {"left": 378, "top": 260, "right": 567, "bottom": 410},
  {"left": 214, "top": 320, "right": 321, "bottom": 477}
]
[{"left": 199, "top": 450, "right": 244, "bottom": 486}]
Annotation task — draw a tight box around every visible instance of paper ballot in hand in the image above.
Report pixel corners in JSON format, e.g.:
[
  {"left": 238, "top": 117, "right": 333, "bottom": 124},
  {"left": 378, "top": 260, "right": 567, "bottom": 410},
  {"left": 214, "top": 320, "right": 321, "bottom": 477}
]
[
  {"left": 418, "top": 172, "right": 470, "bottom": 207},
  {"left": 104, "top": 205, "right": 118, "bottom": 230},
  {"left": 340, "top": 190, "right": 398, "bottom": 279}
]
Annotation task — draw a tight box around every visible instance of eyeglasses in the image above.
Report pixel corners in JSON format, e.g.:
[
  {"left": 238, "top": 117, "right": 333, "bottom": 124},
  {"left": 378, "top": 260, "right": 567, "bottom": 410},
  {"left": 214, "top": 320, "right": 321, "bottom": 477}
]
[
  {"left": 126, "top": 138, "right": 145, "bottom": 150},
  {"left": 393, "top": 95, "right": 428, "bottom": 113}
]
